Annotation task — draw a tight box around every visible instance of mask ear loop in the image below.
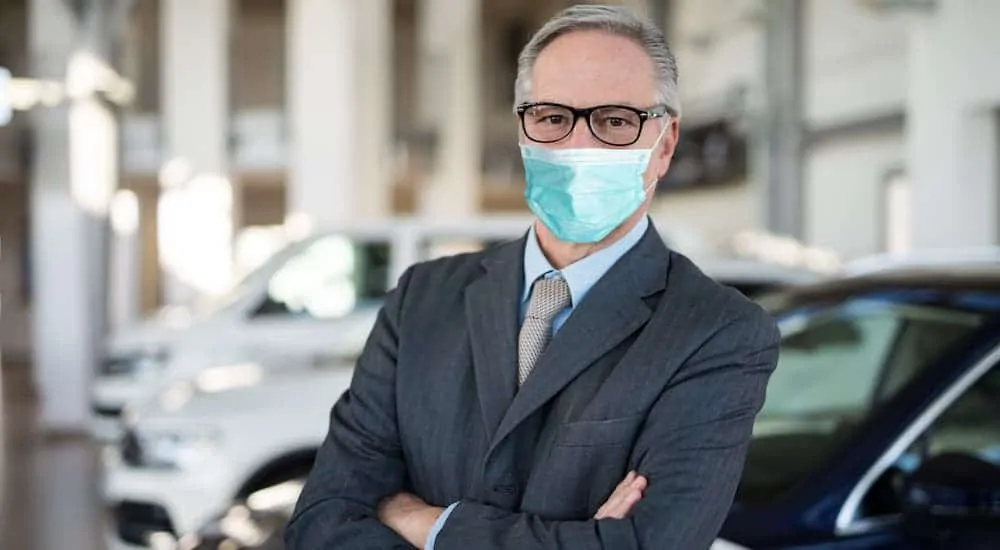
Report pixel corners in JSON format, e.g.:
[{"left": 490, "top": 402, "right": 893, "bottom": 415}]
[{"left": 641, "top": 119, "right": 673, "bottom": 193}]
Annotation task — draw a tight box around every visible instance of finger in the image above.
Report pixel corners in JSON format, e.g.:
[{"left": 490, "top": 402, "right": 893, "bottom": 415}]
[
  {"left": 618, "top": 487, "right": 643, "bottom": 515},
  {"left": 598, "top": 486, "right": 642, "bottom": 519},
  {"left": 596, "top": 490, "right": 641, "bottom": 519},
  {"left": 595, "top": 472, "right": 645, "bottom": 519}
]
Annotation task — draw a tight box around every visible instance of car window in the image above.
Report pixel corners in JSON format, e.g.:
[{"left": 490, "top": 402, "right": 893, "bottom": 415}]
[
  {"left": 251, "top": 236, "right": 391, "bottom": 320},
  {"left": 737, "top": 296, "right": 988, "bottom": 506},
  {"left": 858, "top": 361, "right": 1000, "bottom": 521},
  {"left": 925, "top": 364, "right": 1000, "bottom": 463}
]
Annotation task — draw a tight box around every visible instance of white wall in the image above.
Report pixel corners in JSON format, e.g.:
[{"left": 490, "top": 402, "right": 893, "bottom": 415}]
[
  {"left": 650, "top": 184, "right": 760, "bottom": 253},
  {"left": 672, "top": 0, "right": 762, "bottom": 121},
  {"left": 656, "top": 0, "right": 764, "bottom": 250},
  {"left": 908, "top": 0, "right": 1000, "bottom": 248},
  {"left": 805, "top": 128, "right": 904, "bottom": 259},
  {"left": 804, "top": 0, "right": 908, "bottom": 128}
]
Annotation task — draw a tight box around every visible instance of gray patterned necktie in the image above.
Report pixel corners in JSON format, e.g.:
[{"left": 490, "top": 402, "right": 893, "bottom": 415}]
[{"left": 518, "top": 275, "right": 572, "bottom": 386}]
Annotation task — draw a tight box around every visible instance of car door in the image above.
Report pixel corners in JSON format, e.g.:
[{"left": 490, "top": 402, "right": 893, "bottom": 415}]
[
  {"left": 731, "top": 290, "right": 998, "bottom": 549},
  {"left": 827, "top": 336, "right": 1000, "bottom": 549}
]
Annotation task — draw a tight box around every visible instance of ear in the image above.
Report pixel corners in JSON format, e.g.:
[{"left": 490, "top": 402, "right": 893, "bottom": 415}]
[{"left": 653, "top": 118, "right": 679, "bottom": 179}]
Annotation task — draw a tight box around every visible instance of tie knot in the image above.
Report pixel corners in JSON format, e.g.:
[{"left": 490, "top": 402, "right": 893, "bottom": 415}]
[{"left": 526, "top": 275, "right": 571, "bottom": 321}]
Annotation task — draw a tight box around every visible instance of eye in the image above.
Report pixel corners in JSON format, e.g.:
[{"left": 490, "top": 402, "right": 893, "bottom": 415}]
[{"left": 526, "top": 105, "right": 572, "bottom": 126}]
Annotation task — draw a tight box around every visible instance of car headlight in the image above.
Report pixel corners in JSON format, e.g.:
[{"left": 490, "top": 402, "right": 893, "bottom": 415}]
[{"left": 126, "top": 425, "right": 220, "bottom": 470}]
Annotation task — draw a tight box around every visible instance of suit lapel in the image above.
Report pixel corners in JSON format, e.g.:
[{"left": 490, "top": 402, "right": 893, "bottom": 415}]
[
  {"left": 487, "top": 225, "right": 671, "bottom": 457},
  {"left": 465, "top": 238, "right": 526, "bottom": 441}
]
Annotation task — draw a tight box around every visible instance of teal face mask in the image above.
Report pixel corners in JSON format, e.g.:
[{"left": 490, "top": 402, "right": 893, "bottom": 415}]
[{"left": 520, "top": 137, "right": 661, "bottom": 243}]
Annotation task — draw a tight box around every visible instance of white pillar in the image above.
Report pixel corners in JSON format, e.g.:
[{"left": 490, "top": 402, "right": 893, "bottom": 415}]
[
  {"left": 109, "top": 189, "right": 141, "bottom": 331},
  {"left": 286, "top": 0, "right": 358, "bottom": 230},
  {"left": 356, "top": 0, "right": 394, "bottom": 220},
  {"left": 159, "top": 0, "right": 233, "bottom": 304},
  {"left": 28, "top": 0, "right": 119, "bottom": 431},
  {"left": 759, "top": 0, "right": 805, "bottom": 240},
  {"left": 907, "top": 1, "right": 1000, "bottom": 248},
  {"left": 415, "top": 0, "right": 482, "bottom": 219}
]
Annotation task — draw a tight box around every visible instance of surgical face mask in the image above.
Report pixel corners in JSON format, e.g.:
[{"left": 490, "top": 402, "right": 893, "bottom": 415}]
[{"left": 519, "top": 127, "right": 666, "bottom": 243}]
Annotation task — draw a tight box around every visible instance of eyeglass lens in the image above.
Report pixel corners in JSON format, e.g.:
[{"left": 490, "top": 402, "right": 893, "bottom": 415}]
[{"left": 522, "top": 104, "right": 644, "bottom": 145}]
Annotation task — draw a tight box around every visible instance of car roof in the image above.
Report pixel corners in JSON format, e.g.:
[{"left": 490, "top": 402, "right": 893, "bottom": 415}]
[
  {"left": 758, "top": 263, "right": 1000, "bottom": 312},
  {"left": 843, "top": 247, "right": 1000, "bottom": 276},
  {"left": 693, "top": 257, "right": 826, "bottom": 285}
]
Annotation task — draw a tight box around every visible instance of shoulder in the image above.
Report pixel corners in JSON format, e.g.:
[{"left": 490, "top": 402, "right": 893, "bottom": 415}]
[{"left": 664, "top": 251, "right": 779, "bottom": 346}]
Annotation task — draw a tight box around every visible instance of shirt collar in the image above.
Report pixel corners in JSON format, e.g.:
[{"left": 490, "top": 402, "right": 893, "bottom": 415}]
[{"left": 522, "top": 216, "right": 649, "bottom": 307}]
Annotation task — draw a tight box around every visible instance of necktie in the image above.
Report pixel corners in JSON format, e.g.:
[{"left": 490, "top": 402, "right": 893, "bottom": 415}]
[{"left": 518, "top": 275, "right": 571, "bottom": 386}]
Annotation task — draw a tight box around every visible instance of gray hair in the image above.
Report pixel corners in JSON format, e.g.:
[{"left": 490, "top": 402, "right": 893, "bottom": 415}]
[{"left": 513, "top": 4, "right": 681, "bottom": 117}]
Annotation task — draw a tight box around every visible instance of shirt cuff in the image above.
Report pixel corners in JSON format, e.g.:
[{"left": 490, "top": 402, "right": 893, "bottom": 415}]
[{"left": 425, "top": 501, "right": 459, "bottom": 550}]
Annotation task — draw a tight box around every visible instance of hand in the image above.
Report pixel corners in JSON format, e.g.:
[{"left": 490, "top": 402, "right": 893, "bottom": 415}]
[
  {"left": 377, "top": 492, "right": 445, "bottom": 549},
  {"left": 594, "top": 470, "right": 647, "bottom": 520}
]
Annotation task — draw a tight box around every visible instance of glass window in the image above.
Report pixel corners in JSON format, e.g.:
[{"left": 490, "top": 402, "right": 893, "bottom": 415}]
[
  {"left": 737, "top": 296, "right": 988, "bottom": 506},
  {"left": 251, "top": 236, "right": 391, "bottom": 320},
  {"left": 859, "top": 362, "right": 1000, "bottom": 519}
]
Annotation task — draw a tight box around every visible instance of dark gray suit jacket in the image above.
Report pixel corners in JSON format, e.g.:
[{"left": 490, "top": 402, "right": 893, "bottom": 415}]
[{"left": 285, "top": 223, "right": 780, "bottom": 549}]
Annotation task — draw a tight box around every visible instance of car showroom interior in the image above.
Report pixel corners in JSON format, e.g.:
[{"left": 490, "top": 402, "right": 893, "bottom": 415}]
[{"left": 2, "top": 0, "right": 1000, "bottom": 549}]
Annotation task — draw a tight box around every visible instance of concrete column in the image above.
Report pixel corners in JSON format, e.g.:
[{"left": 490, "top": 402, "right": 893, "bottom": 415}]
[
  {"left": 356, "top": 0, "right": 394, "bottom": 220},
  {"left": 415, "top": 0, "right": 482, "bottom": 219},
  {"left": 907, "top": 0, "right": 1000, "bottom": 248},
  {"left": 28, "top": 0, "right": 119, "bottom": 431},
  {"left": 286, "top": 0, "right": 358, "bottom": 230},
  {"left": 159, "top": 0, "right": 233, "bottom": 304},
  {"left": 758, "top": 0, "right": 805, "bottom": 240}
]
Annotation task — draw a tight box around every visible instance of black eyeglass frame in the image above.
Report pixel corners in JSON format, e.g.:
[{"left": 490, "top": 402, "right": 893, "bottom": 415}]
[{"left": 516, "top": 102, "right": 674, "bottom": 147}]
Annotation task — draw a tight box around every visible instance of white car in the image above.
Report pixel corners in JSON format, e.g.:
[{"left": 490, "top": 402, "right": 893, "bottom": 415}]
[
  {"left": 103, "top": 361, "right": 350, "bottom": 550},
  {"left": 92, "top": 216, "right": 537, "bottom": 443}
]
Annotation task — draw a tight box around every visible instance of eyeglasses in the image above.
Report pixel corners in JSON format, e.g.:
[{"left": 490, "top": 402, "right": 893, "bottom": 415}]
[{"left": 516, "top": 102, "right": 671, "bottom": 147}]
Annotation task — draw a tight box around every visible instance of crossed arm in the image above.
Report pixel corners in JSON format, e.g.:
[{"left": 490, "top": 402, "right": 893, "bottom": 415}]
[
  {"left": 377, "top": 470, "right": 650, "bottom": 548},
  {"left": 283, "top": 269, "right": 780, "bottom": 550}
]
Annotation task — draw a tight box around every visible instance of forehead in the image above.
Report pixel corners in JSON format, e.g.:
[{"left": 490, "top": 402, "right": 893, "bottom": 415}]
[{"left": 530, "top": 29, "right": 658, "bottom": 108}]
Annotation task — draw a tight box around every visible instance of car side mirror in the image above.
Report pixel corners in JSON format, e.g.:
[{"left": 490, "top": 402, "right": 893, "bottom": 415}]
[{"left": 901, "top": 451, "right": 1000, "bottom": 546}]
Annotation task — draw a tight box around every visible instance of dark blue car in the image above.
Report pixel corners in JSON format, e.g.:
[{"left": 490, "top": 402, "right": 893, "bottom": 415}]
[{"left": 721, "top": 265, "right": 1000, "bottom": 549}]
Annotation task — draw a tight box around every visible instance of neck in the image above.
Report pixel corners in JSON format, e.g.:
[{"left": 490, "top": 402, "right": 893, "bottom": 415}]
[{"left": 536, "top": 210, "right": 646, "bottom": 270}]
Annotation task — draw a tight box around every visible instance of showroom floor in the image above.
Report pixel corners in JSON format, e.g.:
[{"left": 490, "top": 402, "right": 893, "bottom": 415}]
[{"left": 1, "top": 360, "right": 107, "bottom": 550}]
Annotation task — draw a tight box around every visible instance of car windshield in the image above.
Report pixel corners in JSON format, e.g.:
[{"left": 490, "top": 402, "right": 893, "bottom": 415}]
[{"left": 736, "top": 289, "right": 996, "bottom": 506}]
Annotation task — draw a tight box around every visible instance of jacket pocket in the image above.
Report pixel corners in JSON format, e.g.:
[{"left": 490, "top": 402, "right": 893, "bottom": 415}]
[{"left": 555, "top": 415, "right": 644, "bottom": 447}]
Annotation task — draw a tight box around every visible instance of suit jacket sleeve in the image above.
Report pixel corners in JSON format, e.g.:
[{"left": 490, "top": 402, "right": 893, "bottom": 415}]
[
  {"left": 284, "top": 267, "right": 417, "bottom": 550},
  {"left": 434, "top": 306, "right": 781, "bottom": 550}
]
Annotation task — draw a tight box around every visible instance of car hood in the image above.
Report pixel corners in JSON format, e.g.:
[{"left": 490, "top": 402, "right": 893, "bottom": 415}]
[
  {"left": 129, "top": 362, "right": 355, "bottom": 425},
  {"left": 105, "top": 305, "right": 204, "bottom": 352}
]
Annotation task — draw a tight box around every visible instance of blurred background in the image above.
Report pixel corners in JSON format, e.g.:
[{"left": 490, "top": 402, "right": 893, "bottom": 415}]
[{"left": 3, "top": 0, "right": 1000, "bottom": 549}]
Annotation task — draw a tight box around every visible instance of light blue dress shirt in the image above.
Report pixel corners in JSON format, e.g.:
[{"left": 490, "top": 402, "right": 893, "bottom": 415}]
[{"left": 424, "top": 216, "right": 650, "bottom": 549}]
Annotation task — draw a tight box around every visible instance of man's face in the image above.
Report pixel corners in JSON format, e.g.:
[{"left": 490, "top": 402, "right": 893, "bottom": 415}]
[{"left": 525, "top": 29, "right": 678, "bottom": 188}]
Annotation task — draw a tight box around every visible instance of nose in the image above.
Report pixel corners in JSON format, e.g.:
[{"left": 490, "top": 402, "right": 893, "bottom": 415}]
[{"left": 562, "top": 117, "right": 601, "bottom": 148}]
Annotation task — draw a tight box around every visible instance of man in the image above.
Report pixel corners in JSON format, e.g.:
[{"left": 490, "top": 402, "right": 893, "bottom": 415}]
[{"left": 285, "top": 5, "right": 779, "bottom": 549}]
